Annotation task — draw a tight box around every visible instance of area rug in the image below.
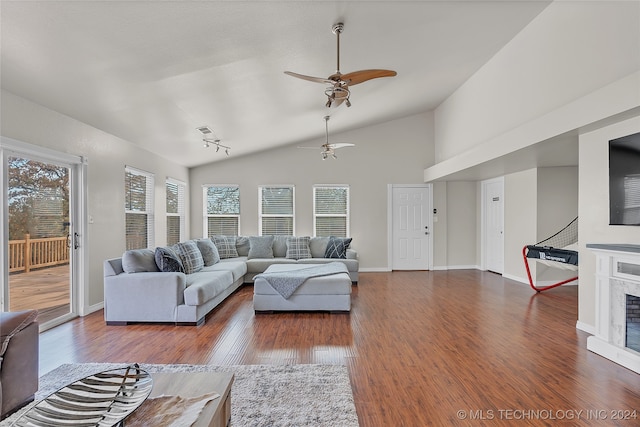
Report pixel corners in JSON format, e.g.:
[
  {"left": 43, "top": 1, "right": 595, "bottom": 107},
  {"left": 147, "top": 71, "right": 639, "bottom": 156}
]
[{"left": 1, "top": 363, "right": 359, "bottom": 427}]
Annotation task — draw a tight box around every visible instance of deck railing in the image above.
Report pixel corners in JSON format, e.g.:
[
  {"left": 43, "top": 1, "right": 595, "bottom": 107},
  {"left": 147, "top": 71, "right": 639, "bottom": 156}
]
[{"left": 8, "top": 234, "right": 69, "bottom": 273}]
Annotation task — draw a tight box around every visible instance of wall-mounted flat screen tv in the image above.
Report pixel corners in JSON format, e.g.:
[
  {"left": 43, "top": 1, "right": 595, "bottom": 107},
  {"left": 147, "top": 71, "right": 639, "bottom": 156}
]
[{"left": 610, "top": 131, "right": 640, "bottom": 225}]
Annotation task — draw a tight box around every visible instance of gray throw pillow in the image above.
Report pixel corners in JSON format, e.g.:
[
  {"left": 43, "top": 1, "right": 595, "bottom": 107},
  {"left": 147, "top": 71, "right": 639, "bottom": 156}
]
[
  {"left": 122, "top": 249, "right": 159, "bottom": 273},
  {"left": 154, "top": 246, "right": 184, "bottom": 273},
  {"left": 324, "top": 237, "right": 353, "bottom": 259},
  {"left": 272, "top": 235, "right": 290, "bottom": 257},
  {"left": 236, "top": 236, "right": 250, "bottom": 257},
  {"left": 173, "top": 240, "right": 205, "bottom": 274},
  {"left": 196, "top": 238, "right": 220, "bottom": 266},
  {"left": 309, "top": 237, "right": 329, "bottom": 258},
  {"left": 211, "top": 236, "right": 239, "bottom": 259},
  {"left": 248, "top": 235, "right": 275, "bottom": 259},
  {"left": 286, "top": 236, "right": 312, "bottom": 260}
]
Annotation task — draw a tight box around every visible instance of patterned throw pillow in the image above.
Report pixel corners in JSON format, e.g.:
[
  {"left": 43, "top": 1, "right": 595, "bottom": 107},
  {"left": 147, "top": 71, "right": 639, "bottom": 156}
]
[
  {"left": 248, "top": 235, "right": 275, "bottom": 259},
  {"left": 154, "top": 246, "right": 184, "bottom": 273},
  {"left": 286, "top": 236, "right": 312, "bottom": 260},
  {"left": 324, "top": 237, "right": 353, "bottom": 259},
  {"left": 172, "top": 241, "right": 205, "bottom": 274},
  {"left": 196, "top": 238, "right": 220, "bottom": 266},
  {"left": 211, "top": 236, "right": 239, "bottom": 259}
]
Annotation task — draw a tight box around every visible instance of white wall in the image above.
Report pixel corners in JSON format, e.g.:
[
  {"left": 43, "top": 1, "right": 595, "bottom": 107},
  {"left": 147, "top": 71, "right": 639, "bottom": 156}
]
[
  {"left": 445, "top": 181, "right": 477, "bottom": 268},
  {"left": 432, "top": 181, "right": 448, "bottom": 269},
  {"left": 1, "top": 91, "right": 189, "bottom": 309},
  {"left": 434, "top": 0, "right": 640, "bottom": 163},
  {"left": 189, "top": 112, "right": 434, "bottom": 270},
  {"left": 535, "top": 166, "right": 579, "bottom": 283},
  {"left": 579, "top": 115, "right": 640, "bottom": 328},
  {"left": 503, "top": 169, "right": 538, "bottom": 283}
]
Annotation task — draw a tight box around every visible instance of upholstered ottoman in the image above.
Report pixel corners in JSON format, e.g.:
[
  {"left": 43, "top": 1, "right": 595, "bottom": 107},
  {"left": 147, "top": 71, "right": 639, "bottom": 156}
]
[{"left": 253, "top": 264, "right": 351, "bottom": 313}]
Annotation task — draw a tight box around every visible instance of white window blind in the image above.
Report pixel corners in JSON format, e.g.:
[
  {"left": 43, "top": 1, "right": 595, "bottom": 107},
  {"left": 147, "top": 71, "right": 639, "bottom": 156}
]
[
  {"left": 204, "top": 185, "right": 240, "bottom": 237},
  {"left": 166, "top": 178, "right": 186, "bottom": 245},
  {"left": 259, "top": 186, "right": 294, "bottom": 235},
  {"left": 125, "top": 166, "right": 154, "bottom": 250},
  {"left": 623, "top": 175, "right": 640, "bottom": 224},
  {"left": 314, "top": 185, "right": 349, "bottom": 237}
]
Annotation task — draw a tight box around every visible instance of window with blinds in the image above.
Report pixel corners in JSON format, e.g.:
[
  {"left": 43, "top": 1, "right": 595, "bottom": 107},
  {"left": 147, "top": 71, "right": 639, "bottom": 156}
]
[
  {"left": 259, "top": 186, "right": 294, "bottom": 235},
  {"left": 623, "top": 175, "right": 640, "bottom": 224},
  {"left": 166, "top": 178, "right": 185, "bottom": 245},
  {"left": 314, "top": 185, "right": 349, "bottom": 237},
  {"left": 125, "top": 166, "right": 154, "bottom": 250},
  {"left": 204, "top": 185, "right": 240, "bottom": 237}
]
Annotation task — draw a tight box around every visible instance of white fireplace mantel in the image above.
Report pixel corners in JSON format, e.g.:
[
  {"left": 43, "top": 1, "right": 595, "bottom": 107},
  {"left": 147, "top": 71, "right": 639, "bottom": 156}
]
[{"left": 586, "top": 244, "right": 640, "bottom": 374}]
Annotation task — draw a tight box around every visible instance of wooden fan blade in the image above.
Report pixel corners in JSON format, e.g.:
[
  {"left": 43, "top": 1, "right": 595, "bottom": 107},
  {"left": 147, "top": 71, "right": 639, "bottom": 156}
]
[
  {"left": 341, "top": 69, "right": 397, "bottom": 85},
  {"left": 284, "top": 71, "right": 332, "bottom": 84},
  {"left": 328, "top": 143, "right": 355, "bottom": 149}
]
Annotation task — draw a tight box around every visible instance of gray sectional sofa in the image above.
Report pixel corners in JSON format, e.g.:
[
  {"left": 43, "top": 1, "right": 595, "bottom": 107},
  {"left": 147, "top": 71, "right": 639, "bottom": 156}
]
[{"left": 103, "top": 235, "right": 358, "bottom": 326}]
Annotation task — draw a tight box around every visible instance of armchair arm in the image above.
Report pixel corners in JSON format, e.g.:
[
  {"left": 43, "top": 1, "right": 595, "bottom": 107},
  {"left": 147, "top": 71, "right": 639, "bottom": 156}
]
[
  {"left": 104, "top": 272, "right": 187, "bottom": 323},
  {"left": 0, "top": 310, "right": 38, "bottom": 361}
]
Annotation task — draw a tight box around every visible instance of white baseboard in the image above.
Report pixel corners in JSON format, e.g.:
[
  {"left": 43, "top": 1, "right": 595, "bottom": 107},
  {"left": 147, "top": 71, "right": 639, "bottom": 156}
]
[
  {"left": 82, "top": 302, "right": 104, "bottom": 316},
  {"left": 502, "top": 273, "right": 529, "bottom": 285},
  {"left": 576, "top": 320, "right": 595, "bottom": 335},
  {"left": 431, "top": 265, "right": 480, "bottom": 271},
  {"left": 359, "top": 267, "right": 391, "bottom": 272}
]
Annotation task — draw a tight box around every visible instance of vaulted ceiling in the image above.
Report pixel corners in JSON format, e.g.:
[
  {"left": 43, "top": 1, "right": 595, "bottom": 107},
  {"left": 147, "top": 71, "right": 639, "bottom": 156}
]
[{"left": 1, "top": 1, "right": 551, "bottom": 167}]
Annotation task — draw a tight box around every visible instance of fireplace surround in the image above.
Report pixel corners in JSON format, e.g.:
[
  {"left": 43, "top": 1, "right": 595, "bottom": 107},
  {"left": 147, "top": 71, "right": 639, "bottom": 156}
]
[{"left": 586, "top": 244, "right": 640, "bottom": 373}]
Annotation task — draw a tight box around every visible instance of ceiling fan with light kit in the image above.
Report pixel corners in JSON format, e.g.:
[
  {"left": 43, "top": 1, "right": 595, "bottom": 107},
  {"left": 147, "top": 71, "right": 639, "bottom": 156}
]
[
  {"left": 285, "top": 22, "right": 397, "bottom": 108},
  {"left": 298, "top": 115, "right": 354, "bottom": 160}
]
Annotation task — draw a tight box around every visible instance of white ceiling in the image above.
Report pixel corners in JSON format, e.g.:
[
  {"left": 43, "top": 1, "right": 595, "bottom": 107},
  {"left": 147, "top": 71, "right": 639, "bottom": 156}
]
[{"left": 1, "top": 1, "right": 552, "bottom": 168}]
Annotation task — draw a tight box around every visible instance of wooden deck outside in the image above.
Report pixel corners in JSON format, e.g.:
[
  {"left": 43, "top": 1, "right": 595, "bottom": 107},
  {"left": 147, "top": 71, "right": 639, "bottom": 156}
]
[{"left": 8, "top": 264, "right": 70, "bottom": 324}]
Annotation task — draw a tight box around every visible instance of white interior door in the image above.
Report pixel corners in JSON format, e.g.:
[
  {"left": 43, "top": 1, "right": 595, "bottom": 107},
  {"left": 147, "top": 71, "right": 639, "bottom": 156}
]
[
  {"left": 483, "top": 178, "right": 504, "bottom": 274},
  {"left": 391, "top": 185, "right": 431, "bottom": 270}
]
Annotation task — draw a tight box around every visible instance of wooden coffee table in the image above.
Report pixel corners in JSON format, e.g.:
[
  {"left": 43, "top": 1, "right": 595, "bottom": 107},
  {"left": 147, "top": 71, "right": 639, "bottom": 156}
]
[{"left": 149, "top": 371, "right": 234, "bottom": 427}]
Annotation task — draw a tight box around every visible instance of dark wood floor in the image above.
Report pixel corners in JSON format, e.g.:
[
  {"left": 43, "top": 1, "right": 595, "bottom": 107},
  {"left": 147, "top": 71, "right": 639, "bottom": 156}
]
[{"left": 39, "top": 270, "right": 640, "bottom": 426}]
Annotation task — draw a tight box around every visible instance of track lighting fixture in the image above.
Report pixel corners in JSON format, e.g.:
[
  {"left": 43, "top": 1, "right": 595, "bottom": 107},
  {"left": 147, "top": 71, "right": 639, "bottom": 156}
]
[{"left": 197, "top": 126, "right": 231, "bottom": 155}]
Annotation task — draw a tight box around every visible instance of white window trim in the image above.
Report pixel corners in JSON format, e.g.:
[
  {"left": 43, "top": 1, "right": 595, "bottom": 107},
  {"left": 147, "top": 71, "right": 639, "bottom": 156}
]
[
  {"left": 203, "top": 184, "right": 241, "bottom": 237},
  {"left": 313, "top": 184, "right": 350, "bottom": 237},
  {"left": 125, "top": 165, "right": 154, "bottom": 249},
  {"left": 166, "top": 177, "right": 186, "bottom": 244},
  {"left": 258, "top": 185, "right": 295, "bottom": 236}
]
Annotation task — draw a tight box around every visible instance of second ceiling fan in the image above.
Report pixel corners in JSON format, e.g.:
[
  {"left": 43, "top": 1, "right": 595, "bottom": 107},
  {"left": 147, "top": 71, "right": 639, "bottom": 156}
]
[
  {"left": 285, "top": 22, "right": 397, "bottom": 108},
  {"left": 298, "top": 115, "right": 354, "bottom": 160}
]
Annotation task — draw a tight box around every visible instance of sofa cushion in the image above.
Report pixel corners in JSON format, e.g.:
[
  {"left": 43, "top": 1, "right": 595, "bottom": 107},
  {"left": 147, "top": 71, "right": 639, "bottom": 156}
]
[
  {"left": 272, "top": 235, "right": 291, "bottom": 257},
  {"left": 212, "top": 236, "right": 239, "bottom": 259},
  {"left": 298, "top": 257, "right": 359, "bottom": 272},
  {"left": 122, "top": 249, "right": 159, "bottom": 273},
  {"left": 183, "top": 270, "right": 234, "bottom": 306},
  {"left": 173, "top": 241, "right": 205, "bottom": 274},
  {"left": 196, "top": 238, "right": 220, "bottom": 266},
  {"left": 246, "top": 258, "right": 298, "bottom": 274},
  {"left": 286, "top": 236, "right": 311, "bottom": 259},
  {"left": 154, "top": 246, "right": 184, "bottom": 273},
  {"left": 202, "top": 259, "right": 248, "bottom": 282},
  {"left": 248, "top": 235, "right": 274, "bottom": 259},
  {"left": 309, "top": 237, "right": 329, "bottom": 258},
  {"left": 324, "top": 237, "right": 353, "bottom": 259}
]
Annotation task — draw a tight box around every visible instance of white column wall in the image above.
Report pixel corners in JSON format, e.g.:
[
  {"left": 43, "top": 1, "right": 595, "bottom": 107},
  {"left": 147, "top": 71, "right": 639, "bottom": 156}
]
[{"left": 579, "top": 115, "right": 640, "bottom": 328}]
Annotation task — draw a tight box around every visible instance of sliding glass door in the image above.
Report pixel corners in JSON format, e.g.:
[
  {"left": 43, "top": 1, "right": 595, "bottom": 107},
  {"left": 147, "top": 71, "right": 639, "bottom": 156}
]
[{"left": 1, "top": 138, "right": 84, "bottom": 330}]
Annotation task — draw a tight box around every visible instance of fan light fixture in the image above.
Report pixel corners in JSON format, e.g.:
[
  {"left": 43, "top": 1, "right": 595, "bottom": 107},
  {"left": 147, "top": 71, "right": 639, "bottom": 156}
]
[
  {"left": 197, "top": 126, "right": 230, "bottom": 156},
  {"left": 285, "top": 22, "right": 396, "bottom": 108}
]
